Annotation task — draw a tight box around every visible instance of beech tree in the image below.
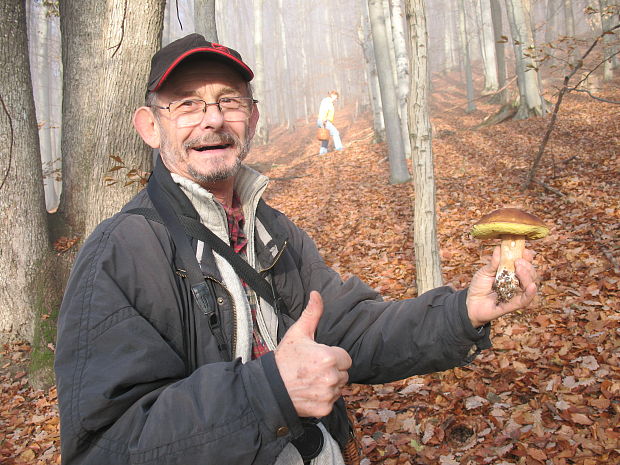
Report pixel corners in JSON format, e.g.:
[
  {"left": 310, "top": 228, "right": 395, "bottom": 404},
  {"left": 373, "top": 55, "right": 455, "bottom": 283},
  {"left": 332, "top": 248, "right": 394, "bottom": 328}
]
[
  {"left": 27, "top": 0, "right": 61, "bottom": 211},
  {"left": 0, "top": 0, "right": 165, "bottom": 386},
  {"left": 504, "top": 0, "right": 545, "bottom": 118},
  {"left": 59, "top": 0, "right": 166, "bottom": 237},
  {"left": 277, "top": 0, "right": 294, "bottom": 130},
  {"left": 0, "top": 0, "right": 58, "bottom": 346},
  {"left": 479, "top": 0, "right": 500, "bottom": 95},
  {"left": 405, "top": 0, "right": 443, "bottom": 293},
  {"left": 252, "top": 0, "right": 269, "bottom": 144},
  {"left": 491, "top": 0, "right": 508, "bottom": 104},
  {"left": 599, "top": 0, "right": 617, "bottom": 81},
  {"left": 390, "top": 0, "right": 412, "bottom": 159},
  {"left": 368, "top": 0, "right": 410, "bottom": 184},
  {"left": 194, "top": 0, "right": 218, "bottom": 42},
  {"left": 458, "top": 0, "right": 476, "bottom": 112},
  {"left": 360, "top": 6, "right": 386, "bottom": 142}
]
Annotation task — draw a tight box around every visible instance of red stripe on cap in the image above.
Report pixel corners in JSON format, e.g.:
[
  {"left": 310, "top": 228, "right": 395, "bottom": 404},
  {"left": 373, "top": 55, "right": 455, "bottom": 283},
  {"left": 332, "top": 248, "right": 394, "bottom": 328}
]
[{"left": 153, "top": 47, "right": 253, "bottom": 91}]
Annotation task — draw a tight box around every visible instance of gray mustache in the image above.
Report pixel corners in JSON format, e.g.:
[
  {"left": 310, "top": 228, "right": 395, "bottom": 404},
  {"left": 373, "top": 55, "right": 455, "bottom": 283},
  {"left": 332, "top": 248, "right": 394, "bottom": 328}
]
[{"left": 184, "top": 132, "right": 237, "bottom": 149}]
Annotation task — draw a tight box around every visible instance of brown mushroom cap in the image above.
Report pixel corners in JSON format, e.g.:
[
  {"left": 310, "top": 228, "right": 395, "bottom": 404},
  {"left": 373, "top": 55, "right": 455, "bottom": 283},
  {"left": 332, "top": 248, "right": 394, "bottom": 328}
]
[{"left": 471, "top": 208, "right": 549, "bottom": 240}]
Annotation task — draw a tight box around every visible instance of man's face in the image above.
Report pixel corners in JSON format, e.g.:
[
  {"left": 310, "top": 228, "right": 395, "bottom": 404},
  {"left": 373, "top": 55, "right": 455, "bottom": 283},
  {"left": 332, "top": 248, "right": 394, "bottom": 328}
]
[{"left": 152, "top": 61, "right": 257, "bottom": 186}]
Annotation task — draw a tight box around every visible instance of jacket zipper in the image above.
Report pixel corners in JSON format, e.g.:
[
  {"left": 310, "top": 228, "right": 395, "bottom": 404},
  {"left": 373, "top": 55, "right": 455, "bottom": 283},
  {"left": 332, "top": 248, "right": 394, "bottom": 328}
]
[
  {"left": 205, "top": 275, "right": 237, "bottom": 360},
  {"left": 259, "top": 239, "right": 288, "bottom": 275}
]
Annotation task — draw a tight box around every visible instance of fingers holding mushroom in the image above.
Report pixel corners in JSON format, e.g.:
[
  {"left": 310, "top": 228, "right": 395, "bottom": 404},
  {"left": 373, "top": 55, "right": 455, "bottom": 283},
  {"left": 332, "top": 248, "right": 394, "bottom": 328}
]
[{"left": 472, "top": 208, "right": 548, "bottom": 303}]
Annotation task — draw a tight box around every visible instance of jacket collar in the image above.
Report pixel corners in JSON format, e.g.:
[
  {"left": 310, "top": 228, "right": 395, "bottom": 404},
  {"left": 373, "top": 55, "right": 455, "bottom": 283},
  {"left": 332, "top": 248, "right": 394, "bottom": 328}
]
[
  {"left": 151, "top": 156, "right": 269, "bottom": 215},
  {"left": 151, "top": 155, "right": 201, "bottom": 220}
]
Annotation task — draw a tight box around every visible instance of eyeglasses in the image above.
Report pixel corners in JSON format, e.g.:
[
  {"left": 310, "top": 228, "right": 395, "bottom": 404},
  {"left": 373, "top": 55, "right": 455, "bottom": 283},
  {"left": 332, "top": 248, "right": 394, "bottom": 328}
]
[{"left": 150, "top": 97, "right": 258, "bottom": 127}]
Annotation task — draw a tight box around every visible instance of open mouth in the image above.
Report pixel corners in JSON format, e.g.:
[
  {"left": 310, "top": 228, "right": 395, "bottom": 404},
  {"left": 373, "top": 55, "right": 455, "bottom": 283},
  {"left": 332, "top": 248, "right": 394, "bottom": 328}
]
[{"left": 192, "top": 143, "right": 232, "bottom": 151}]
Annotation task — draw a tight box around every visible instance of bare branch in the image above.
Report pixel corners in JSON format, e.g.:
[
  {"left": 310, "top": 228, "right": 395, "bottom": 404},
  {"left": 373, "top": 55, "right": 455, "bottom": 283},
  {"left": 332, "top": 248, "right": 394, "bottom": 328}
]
[
  {"left": 522, "top": 23, "right": 620, "bottom": 190},
  {"left": 568, "top": 87, "right": 620, "bottom": 104},
  {"left": 573, "top": 49, "right": 620, "bottom": 89},
  {"left": 533, "top": 178, "right": 566, "bottom": 196}
]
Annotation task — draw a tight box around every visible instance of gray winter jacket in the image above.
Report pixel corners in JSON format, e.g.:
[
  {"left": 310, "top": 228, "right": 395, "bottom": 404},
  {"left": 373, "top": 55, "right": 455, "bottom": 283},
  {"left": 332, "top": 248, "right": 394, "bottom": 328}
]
[{"left": 54, "top": 160, "right": 491, "bottom": 465}]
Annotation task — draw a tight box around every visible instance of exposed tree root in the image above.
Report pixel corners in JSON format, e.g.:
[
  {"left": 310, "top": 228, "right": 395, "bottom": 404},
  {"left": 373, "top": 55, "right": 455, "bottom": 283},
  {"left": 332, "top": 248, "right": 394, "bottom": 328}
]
[{"left": 473, "top": 103, "right": 517, "bottom": 128}]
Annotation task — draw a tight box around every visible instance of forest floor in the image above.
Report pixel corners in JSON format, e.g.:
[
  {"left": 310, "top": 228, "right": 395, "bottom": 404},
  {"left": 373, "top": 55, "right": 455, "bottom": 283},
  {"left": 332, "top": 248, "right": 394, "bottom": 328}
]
[{"left": 1, "top": 72, "right": 618, "bottom": 464}]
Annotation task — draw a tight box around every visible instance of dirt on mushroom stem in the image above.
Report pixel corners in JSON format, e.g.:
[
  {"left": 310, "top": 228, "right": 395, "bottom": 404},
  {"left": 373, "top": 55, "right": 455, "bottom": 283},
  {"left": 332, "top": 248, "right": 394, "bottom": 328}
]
[{"left": 493, "top": 234, "right": 526, "bottom": 303}]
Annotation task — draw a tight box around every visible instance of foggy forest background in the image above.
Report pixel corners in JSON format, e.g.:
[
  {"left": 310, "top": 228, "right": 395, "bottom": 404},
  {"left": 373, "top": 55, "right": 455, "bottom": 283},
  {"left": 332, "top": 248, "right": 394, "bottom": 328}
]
[{"left": 28, "top": 0, "right": 617, "bottom": 211}]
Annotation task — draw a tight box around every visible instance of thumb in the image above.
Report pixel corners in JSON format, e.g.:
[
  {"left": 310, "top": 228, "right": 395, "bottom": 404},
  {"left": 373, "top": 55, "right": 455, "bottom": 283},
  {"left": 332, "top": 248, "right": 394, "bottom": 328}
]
[{"left": 293, "top": 291, "right": 324, "bottom": 341}]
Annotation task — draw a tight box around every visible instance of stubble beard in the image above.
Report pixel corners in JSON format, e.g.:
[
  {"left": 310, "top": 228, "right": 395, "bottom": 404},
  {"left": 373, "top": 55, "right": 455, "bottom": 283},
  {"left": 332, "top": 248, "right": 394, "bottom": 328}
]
[{"left": 160, "top": 127, "right": 252, "bottom": 185}]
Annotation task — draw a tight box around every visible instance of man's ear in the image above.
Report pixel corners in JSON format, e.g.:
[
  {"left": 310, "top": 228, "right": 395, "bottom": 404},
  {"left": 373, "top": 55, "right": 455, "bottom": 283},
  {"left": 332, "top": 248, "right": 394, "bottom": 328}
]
[
  {"left": 133, "top": 107, "right": 161, "bottom": 148},
  {"left": 247, "top": 104, "right": 260, "bottom": 140}
]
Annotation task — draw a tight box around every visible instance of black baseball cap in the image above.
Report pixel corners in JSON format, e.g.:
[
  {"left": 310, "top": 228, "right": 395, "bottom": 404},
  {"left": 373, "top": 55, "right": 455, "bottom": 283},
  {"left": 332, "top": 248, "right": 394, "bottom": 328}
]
[{"left": 147, "top": 33, "right": 254, "bottom": 92}]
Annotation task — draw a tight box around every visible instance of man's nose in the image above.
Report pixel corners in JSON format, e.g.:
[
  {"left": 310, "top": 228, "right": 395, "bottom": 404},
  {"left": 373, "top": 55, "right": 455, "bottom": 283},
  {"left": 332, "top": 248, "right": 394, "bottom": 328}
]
[{"left": 198, "top": 102, "right": 225, "bottom": 129}]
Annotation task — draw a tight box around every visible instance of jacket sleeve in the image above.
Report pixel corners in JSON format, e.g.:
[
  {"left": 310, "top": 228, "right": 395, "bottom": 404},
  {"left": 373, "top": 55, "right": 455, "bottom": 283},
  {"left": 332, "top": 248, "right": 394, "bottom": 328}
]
[
  {"left": 54, "top": 215, "right": 302, "bottom": 465},
  {"left": 273, "top": 212, "right": 491, "bottom": 385}
]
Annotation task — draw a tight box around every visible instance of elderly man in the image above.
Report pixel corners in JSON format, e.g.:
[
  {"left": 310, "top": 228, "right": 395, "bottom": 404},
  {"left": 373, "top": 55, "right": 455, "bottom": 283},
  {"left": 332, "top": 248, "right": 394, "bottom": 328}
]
[{"left": 55, "top": 34, "right": 538, "bottom": 465}]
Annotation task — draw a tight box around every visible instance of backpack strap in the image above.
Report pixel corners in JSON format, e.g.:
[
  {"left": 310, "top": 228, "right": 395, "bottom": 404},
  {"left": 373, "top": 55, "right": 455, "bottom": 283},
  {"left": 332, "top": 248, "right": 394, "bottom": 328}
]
[{"left": 127, "top": 205, "right": 279, "bottom": 309}]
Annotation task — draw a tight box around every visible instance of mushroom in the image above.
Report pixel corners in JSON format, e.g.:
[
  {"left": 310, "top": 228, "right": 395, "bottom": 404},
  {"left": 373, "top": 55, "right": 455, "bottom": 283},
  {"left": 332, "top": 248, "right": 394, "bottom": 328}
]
[{"left": 471, "top": 208, "right": 548, "bottom": 303}]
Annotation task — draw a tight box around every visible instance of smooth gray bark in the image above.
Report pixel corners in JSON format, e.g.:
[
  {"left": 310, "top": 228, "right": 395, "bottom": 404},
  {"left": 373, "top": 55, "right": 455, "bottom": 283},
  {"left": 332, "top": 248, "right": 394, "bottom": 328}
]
[
  {"left": 458, "top": 0, "right": 476, "bottom": 112},
  {"left": 490, "top": 0, "right": 508, "bottom": 103},
  {"left": 599, "top": 0, "right": 615, "bottom": 80},
  {"left": 505, "top": 0, "right": 544, "bottom": 118},
  {"left": 277, "top": 0, "right": 294, "bottom": 129},
  {"left": 28, "top": 0, "right": 57, "bottom": 210},
  {"left": 252, "top": 0, "right": 269, "bottom": 144},
  {"left": 390, "top": 0, "right": 412, "bottom": 159},
  {"left": 563, "top": 0, "right": 575, "bottom": 37},
  {"left": 479, "top": 0, "right": 500, "bottom": 94},
  {"left": 368, "top": 0, "right": 410, "bottom": 184},
  {"left": 194, "top": 0, "right": 218, "bottom": 42},
  {"left": 360, "top": 6, "right": 386, "bottom": 142},
  {"left": 443, "top": 8, "right": 457, "bottom": 72}
]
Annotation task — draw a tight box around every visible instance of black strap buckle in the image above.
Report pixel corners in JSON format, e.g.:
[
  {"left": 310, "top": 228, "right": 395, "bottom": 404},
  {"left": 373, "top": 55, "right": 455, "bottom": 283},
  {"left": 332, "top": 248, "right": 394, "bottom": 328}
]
[{"left": 291, "top": 418, "right": 324, "bottom": 464}]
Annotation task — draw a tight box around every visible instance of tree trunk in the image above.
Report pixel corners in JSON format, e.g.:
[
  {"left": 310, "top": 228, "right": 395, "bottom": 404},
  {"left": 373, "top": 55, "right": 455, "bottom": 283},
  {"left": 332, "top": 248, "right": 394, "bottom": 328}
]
[
  {"left": 298, "top": 9, "right": 311, "bottom": 125},
  {"left": 490, "top": 0, "right": 508, "bottom": 104},
  {"left": 252, "top": 0, "right": 269, "bottom": 144},
  {"left": 28, "top": 0, "right": 58, "bottom": 211},
  {"left": 458, "top": 0, "right": 476, "bottom": 112},
  {"left": 563, "top": 0, "right": 575, "bottom": 37},
  {"left": 194, "top": 0, "right": 218, "bottom": 42},
  {"left": 360, "top": 7, "right": 386, "bottom": 142},
  {"left": 505, "top": 0, "right": 544, "bottom": 118},
  {"left": 405, "top": 0, "right": 443, "bottom": 294},
  {"left": 479, "top": 0, "right": 500, "bottom": 94},
  {"left": 277, "top": 0, "right": 294, "bottom": 130},
  {"left": 383, "top": 0, "right": 399, "bottom": 89},
  {"left": 443, "top": 8, "right": 457, "bottom": 72},
  {"left": 0, "top": 0, "right": 59, "bottom": 346},
  {"left": 599, "top": 0, "right": 615, "bottom": 80},
  {"left": 390, "top": 0, "right": 412, "bottom": 159},
  {"left": 59, "top": 0, "right": 165, "bottom": 238},
  {"left": 368, "top": 0, "right": 410, "bottom": 184},
  {"left": 545, "top": 0, "right": 558, "bottom": 44},
  {"left": 322, "top": 6, "right": 341, "bottom": 96}
]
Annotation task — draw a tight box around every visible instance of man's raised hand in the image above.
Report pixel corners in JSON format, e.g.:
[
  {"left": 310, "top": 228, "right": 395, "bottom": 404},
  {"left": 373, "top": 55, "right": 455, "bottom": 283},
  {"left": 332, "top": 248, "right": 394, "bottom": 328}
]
[{"left": 274, "top": 291, "right": 352, "bottom": 418}]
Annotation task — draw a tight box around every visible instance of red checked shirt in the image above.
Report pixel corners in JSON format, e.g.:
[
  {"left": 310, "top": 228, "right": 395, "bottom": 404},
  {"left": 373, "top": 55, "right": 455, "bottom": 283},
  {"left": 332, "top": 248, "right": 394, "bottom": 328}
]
[{"left": 221, "top": 193, "right": 271, "bottom": 359}]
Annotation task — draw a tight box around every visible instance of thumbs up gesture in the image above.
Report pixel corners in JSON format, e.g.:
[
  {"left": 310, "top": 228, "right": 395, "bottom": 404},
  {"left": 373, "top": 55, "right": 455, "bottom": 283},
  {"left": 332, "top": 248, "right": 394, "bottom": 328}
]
[{"left": 274, "top": 291, "right": 352, "bottom": 417}]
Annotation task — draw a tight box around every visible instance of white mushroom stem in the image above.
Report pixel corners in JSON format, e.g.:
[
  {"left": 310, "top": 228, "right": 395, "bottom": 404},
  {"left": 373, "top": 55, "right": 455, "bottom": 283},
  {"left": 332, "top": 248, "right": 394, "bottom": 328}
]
[
  {"left": 493, "top": 234, "right": 525, "bottom": 303},
  {"left": 497, "top": 234, "right": 525, "bottom": 277}
]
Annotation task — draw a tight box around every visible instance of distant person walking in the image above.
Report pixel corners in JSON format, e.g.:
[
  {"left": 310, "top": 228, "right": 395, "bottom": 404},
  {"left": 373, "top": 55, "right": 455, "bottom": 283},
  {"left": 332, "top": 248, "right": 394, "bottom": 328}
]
[{"left": 317, "top": 90, "right": 343, "bottom": 155}]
